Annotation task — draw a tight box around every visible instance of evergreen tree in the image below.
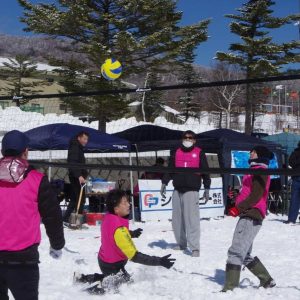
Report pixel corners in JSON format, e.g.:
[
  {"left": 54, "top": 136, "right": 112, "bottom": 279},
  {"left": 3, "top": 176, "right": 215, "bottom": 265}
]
[
  {"left": 177, "top": 47, "right": 200, "bottom": 122},
  {"left": 18, "top": 0, "right": 210, "bottom": 131},
  {"left": 216, "top": 0, "right": 300, "bottom": 134},
  {"left": 178, "top": 64, "right": 200, "bottom": 122},
  {"left": 3, "top": 55, "right": 47, "bottom": 106}
]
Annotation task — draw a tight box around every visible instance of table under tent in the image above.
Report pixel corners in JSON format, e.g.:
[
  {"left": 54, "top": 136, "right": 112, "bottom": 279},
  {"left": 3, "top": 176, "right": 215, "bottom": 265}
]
[{"left": 25, "top": 123, "right": 132, "bottom": 217}]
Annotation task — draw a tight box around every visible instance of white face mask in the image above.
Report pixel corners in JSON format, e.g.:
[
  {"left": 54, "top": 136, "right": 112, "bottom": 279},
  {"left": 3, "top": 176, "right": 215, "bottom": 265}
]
[{"left": 183, "top": 140, "right": 193, "bottom": 148}]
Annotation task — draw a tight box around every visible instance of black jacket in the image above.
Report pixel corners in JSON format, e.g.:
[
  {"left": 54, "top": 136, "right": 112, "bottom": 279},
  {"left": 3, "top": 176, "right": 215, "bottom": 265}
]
[
  {"left": 67, "top": 138, "right": 88, "bottom": 178},
  {"left": 289, "top": 148, "right": 300, "bottom": 171},
  {"left": 0, "top": 169, "right": 65, "bottom": 264},
  {"left": 162, "top": 145, "right": 211, "bottom": 193}
]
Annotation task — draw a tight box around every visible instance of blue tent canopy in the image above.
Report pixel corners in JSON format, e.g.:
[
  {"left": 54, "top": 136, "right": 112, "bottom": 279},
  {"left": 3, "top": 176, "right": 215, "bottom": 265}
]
[
  {"left": 197, "top": 129, "right": 281, "bottom": 152},
  {"left": 263, "top": 132, "right": 300, "bottom": 155},
  {"left": 25, "top": 123, "right": 129, "bottom": 152},
  {"left": 114, "top": 124, "right": 218, "bottom": 152}
]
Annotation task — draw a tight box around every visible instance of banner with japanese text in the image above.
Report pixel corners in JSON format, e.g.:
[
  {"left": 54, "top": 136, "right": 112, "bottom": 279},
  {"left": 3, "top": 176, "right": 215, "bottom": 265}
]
[{"left": 138, "top": 178, "right": 224, "bottom": 221}]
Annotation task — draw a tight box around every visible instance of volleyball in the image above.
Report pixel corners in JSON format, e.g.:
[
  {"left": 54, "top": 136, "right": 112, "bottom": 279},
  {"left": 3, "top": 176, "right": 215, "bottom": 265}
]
[{"left": 101, "top": 58, "right": 122, "bottom": 80}]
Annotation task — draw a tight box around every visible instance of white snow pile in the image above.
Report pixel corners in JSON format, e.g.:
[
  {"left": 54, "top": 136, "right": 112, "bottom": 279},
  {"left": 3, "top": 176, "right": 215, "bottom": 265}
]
[
  {"left": 31, "top": 214, "right": 300, "bottom": 300},
  {"left": 0, "top": 107, "right": 216, "bottom": 135},
  {"left": 0, "top": 106, "right": 297, "bottom": 137},
  {"left": 0, "top": 107, "right": 88, "bottom": 133}
]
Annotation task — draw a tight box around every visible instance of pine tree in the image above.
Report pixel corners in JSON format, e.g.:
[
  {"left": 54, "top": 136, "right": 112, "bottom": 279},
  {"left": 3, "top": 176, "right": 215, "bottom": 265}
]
[
  {"left": 177, "top": 47, "right": 200, "bottom": 122},
  {"left": 216, "top": 0, "right": 300, "bottom": 134},
  {"left": 3, "top": 55, "right": 48, "bottom": 106},
  {"left": 178, "top": 64, "right": 200, "bottom": 122},
  {"left": 18, "top": 0, "right": 210, "bottom": 131}
]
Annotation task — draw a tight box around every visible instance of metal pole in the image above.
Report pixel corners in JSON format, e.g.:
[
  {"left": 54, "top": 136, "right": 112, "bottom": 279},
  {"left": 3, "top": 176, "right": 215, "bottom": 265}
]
[
  {"left": 297, "top": 96, "right": 300, "bottom": 129},
  {"left": 134, "top": 144, "right": 140, "bottom": 178},
  {"left": 48, "top": 150, "right": 52, "bottom": 180},
  {"left": 271, "top": 87, "right": 273, "bottom": 112},
  {"left": 278, "top": 89, "right": 281, "bottom": 114},
  {"left": 284, "top": 85, "right": 287, "bottom": 116},
  {"left": 141, "top": 73, "right": 150, "bottom": 122},
  {"left": 129, "top": 152, "right": 135, "bottom": 223}
]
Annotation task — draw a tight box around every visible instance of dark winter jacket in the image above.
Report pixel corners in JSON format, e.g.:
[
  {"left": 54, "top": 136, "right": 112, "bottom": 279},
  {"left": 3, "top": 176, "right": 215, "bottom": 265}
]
[
  {"left": 0, "top": 163, "right": 65, "bottom": 264},
  {"left": 289, "top": 147, "right": 300, "bottom": 177},
  {"left": 162, "top": 145, "right": 211, "bottom": 193},
  {"left": 67, "top": 138, "right": 88, "bottom": 179}
]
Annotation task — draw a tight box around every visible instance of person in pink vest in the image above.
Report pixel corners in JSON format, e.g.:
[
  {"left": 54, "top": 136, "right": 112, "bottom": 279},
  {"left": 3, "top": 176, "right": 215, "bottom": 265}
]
[
  {"left": 0, "top": 130, "right": 65, "bottom": 300},
  {"left": 222, "top": 146, "right": 275, "bottom": 292},
  {"left": 161, "top": 130, "right": 211, "bottom": 257},
  {"left": 74, "top": 189, "right": 175, "bottom": 294}
]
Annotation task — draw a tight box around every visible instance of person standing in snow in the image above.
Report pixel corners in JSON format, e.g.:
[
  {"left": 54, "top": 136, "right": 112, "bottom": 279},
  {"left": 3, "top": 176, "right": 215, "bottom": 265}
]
[
  {"left": 285, "top": 142, "right": 300, "bottom": 224},
  {"left": 222, "top": 146, "right": 275, "bottom": 292},
  {"left": 63, "top": 131, "right": 89, "bottom": 222},
  {"left": 160, "top": 130, "right": 211, "bottom": 257},
  {"left": 75, "top": 189, "right": 175, "bottom": 294},
  {"left": 0, "top": 130, "right": 65, "bottom": 300}
]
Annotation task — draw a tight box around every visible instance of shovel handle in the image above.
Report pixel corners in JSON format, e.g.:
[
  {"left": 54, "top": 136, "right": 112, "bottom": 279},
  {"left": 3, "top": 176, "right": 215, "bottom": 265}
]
[{"left": 75, "top": 184, "right": 86, "bottom": 215}]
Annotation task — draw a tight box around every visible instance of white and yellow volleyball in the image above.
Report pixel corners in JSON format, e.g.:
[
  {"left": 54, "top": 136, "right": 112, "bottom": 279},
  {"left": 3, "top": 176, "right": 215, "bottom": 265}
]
[{"left": 101, "top": 58, "right": 122, "bottom": 80}]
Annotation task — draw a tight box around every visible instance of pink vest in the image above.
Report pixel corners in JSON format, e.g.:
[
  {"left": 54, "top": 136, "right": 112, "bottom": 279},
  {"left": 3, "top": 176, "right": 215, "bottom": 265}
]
[
  {"left": 175, "top": 147, "right": 201, "bottom": 168},
  {"left": 235, "top": 166, "right": 271, "bottom": 218},
  {"left": 0, "top": 170, "right": 44, "bottom": 251},
  {"left": 99, "top": 213, "right": 129, "bottom": 263}
]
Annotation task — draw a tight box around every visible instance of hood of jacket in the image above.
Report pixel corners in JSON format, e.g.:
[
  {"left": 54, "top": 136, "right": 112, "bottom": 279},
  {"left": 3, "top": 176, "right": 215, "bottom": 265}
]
[{"left": 0, "top": 157, "right": 29, "bottom": 183}]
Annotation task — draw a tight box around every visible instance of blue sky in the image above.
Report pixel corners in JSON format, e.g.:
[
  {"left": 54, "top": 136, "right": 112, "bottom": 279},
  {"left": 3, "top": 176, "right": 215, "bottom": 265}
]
[{"left": 0, "top": 0, "right": 299, "bottom": 67}]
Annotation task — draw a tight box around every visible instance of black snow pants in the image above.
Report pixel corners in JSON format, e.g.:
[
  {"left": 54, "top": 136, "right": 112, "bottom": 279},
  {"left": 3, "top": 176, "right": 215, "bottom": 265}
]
[{"left": 0, "top": 264, "right": 39, "bottom": 300}]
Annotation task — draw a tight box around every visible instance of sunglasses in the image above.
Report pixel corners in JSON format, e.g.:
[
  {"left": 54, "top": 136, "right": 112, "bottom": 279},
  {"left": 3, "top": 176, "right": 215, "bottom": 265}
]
[{"left": 183, "top": 136, "right": 194, "bottom": 140}]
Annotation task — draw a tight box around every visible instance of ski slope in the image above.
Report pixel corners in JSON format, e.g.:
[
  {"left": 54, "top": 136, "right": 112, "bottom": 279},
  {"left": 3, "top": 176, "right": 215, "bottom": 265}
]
[{"left": 32, "top": 214, "right": 300, "bottom": 300}]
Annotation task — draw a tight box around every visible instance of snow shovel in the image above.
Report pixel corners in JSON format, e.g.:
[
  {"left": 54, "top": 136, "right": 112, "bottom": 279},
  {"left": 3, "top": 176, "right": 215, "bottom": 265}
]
[{"left": 69, "top": 184, "right": 86, "bottom": 229}]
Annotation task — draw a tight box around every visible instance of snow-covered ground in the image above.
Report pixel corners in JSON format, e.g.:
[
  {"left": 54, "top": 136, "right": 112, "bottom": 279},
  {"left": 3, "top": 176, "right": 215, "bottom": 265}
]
[{"left": 30, "top": 214, "right": 300, "bottom": 300}]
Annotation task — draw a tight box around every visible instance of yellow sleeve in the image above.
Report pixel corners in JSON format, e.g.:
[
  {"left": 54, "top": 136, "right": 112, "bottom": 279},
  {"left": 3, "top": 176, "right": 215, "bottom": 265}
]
[{"left": 114, "top": 227, "right": 137, "bottom": 260}]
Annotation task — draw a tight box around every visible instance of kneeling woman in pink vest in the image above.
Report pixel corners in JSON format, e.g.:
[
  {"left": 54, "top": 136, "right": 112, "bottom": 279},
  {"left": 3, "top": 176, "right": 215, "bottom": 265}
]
[
  {"left": 222, "top": 146, "right": 276, "bottom": 292},
  {"left": 75, "top": 190, "right": 175, "bottom": 294}
]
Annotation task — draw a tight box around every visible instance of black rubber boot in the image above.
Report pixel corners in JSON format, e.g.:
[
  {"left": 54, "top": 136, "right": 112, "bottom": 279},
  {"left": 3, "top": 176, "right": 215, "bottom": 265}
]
[
  {"left": 85, "top": 281, "right": 105, "bottom": 295},
  {"left": 74, "top": 273, "right": 105, "bottom": 284},
  {"left": 246, "top": 257, "right": 276, "bottom": 288},
  {"left": 222, "top": 264, "right": 241, "bottom": 292}
]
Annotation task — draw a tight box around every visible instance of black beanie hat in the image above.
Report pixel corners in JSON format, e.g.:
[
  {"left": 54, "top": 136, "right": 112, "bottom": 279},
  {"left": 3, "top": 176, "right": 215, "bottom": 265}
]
[{"left": 251, "top": 146, "right": 274, "bottom": 160}]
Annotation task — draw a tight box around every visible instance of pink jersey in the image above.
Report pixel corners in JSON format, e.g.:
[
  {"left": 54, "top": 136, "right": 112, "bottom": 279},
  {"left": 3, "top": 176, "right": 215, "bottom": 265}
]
[
  {"left": 236, "top": 165, "right": 271, "bottom": 218},
  {"left": 99, "top": 213, "right": 129, "bottom": 263}
]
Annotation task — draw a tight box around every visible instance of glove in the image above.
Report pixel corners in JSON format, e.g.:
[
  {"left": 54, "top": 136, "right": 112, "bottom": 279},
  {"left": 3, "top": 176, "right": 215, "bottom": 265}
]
[
  {"left": 160, "top": 254, "right": 176, "bottom": 269},
  {"left": 228, "top": 206, "right": 240, "bottom": 217},
  {"left": 203, "top": 189, "right": 210, "bottom": 200},
  {"left": 160, "top": 184, "right": 166, "bottom": 197},
  {"left": 49, "top": 247, "right": 62, "bottom": 259},
  {"left": 130, "top": 228, "right": 143, "bottom": 238}
]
